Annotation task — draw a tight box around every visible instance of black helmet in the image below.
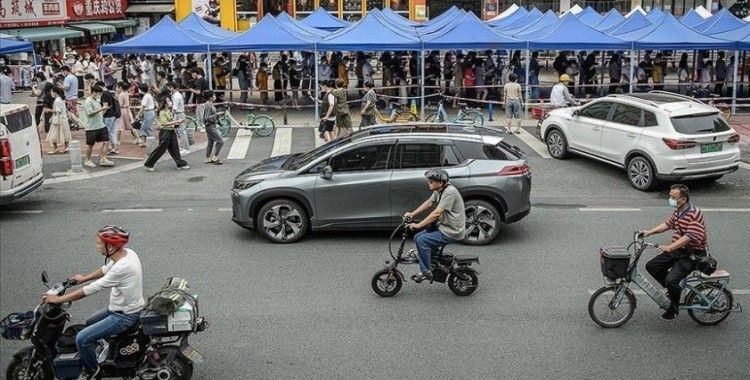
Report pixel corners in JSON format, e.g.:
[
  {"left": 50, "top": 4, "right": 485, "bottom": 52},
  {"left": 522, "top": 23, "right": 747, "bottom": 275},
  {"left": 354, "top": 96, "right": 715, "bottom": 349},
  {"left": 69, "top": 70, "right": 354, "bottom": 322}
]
[{"left": 424, "top": 169, "right": 449, "bottom": 183}]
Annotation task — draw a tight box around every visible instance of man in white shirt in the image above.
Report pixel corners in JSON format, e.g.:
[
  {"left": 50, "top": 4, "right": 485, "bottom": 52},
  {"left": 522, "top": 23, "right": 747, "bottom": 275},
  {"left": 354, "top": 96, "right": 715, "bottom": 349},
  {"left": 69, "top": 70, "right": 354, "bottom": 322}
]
[
  {"left": 168, "top": 82, "right": 190, "bottom": 153},
  {"left": 550, "top": 74, "right": 578, "bottom": 108},
  {"left": 42, "top": 226, "right": 145, "bottom": 380},
  {"left": 0, "top": 66, "right": 14, "bottom": 104}
]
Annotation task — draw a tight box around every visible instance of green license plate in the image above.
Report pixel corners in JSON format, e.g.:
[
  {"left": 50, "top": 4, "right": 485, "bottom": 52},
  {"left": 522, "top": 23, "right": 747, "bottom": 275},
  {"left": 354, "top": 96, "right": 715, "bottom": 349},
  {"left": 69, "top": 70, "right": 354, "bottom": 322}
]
[
  {"left": 14, "top": 155, "right": 30, "bottom": 168},
  {"left": 700, "top": 143, "right": 723, "bottom": 154}
]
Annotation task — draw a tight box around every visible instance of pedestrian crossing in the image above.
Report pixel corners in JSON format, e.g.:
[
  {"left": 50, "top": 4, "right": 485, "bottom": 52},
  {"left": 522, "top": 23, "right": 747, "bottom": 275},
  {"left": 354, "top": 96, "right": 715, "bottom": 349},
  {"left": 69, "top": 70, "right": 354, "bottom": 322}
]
[{"left": 222, "top": 126, "right": 548, "bottom": 162}]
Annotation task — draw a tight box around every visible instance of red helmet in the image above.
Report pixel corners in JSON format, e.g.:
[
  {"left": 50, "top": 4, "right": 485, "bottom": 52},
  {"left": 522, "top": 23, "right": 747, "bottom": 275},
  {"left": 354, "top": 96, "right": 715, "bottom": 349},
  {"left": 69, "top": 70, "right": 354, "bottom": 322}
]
[{"left": 97, "top": 225, "right": 129, "bottom": 248}]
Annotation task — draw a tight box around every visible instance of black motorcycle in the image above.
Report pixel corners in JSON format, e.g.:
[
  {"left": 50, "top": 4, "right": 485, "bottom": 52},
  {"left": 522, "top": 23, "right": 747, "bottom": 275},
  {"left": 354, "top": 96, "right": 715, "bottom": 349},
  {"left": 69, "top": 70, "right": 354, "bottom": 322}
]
[
  {"left": 371, "top": 217, "right": 480, "bottom": 297},
  {"left": 1, "top": 271, "right": 208, "bottom": 380}
]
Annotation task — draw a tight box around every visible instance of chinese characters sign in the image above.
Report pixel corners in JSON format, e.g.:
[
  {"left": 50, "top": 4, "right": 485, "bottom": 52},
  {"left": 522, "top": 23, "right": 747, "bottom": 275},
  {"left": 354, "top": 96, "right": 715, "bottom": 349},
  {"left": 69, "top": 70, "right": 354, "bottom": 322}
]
[
  {"left": 67, "top": 0, "right": 126, "bottom": 21},
  {"left": 0, "top": 0, "right": 67, "bottom": 28}
]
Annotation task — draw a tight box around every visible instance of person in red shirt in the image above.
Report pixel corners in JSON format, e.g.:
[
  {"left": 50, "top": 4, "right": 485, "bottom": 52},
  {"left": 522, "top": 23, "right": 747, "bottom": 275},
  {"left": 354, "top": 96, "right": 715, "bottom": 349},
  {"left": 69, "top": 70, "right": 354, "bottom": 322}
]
[{"left": 641, "top": 184, "right": 708, "bottom": 320}]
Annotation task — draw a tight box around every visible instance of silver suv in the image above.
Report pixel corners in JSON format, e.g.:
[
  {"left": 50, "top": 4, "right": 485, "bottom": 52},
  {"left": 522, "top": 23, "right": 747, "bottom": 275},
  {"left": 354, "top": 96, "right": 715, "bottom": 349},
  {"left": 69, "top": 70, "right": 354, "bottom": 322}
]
[{"left": 231, "top": 124, "right": 532, "bottom": 245}]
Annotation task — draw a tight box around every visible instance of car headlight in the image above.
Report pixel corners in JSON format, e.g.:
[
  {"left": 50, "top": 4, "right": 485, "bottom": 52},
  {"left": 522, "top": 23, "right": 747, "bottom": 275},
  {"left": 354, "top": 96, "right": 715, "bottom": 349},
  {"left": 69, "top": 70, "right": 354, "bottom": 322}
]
[{"left": 233, "top": 179, "right": 262, "bottom": 190}]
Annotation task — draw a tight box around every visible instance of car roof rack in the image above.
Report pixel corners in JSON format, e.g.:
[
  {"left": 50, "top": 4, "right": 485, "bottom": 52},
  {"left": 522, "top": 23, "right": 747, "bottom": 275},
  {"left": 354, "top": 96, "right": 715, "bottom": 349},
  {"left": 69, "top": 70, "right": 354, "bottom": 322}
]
[
  {"left": 648, "top": 90, "right": 706, "bottom": 105},
  {"left": 606, "top": 94, "right": 660, "bottom": 108},
  {"left": 354, "top": 123, "right": 504, "bottom": 140}
]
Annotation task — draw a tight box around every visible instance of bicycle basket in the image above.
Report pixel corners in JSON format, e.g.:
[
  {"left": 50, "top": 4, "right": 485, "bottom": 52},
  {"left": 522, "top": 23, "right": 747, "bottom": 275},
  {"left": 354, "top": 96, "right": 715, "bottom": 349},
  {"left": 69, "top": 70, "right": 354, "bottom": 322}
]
[
  {"left": 599, "top": 247, "right": 631, "bottom": 280},
  {"left": 1, "top": 311, "right": 35, "bottom": 340}
]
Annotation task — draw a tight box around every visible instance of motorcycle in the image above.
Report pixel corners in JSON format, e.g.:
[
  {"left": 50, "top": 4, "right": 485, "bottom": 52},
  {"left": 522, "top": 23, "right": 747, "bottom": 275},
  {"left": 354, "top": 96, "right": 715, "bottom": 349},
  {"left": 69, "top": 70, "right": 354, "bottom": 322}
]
[
  {"left": 370, "top": 217, "right": 480, "bottom": 297},
  {"left": 1, "top": 271, "right": 208, "bottom": 380}
]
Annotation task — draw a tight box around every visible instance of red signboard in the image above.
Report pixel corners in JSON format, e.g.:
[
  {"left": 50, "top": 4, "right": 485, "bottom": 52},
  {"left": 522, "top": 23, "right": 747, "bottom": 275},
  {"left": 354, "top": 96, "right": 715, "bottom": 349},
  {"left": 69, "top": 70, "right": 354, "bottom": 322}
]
[
  {"left": 66, "top": 0, "right": 127, "bottom": 21},
  {"left": 0, "top": 0, "right": 67, "bottom": 28}
]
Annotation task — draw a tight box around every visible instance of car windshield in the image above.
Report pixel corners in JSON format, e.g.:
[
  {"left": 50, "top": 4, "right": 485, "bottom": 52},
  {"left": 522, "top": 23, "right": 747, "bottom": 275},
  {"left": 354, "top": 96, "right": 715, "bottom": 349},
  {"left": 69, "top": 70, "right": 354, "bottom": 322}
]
[
  {"left": 285, "top": 135, "right": 353, "bottom": 170},
  {"left": 670, "top": 112, "right": 731, "bottom": 135}
]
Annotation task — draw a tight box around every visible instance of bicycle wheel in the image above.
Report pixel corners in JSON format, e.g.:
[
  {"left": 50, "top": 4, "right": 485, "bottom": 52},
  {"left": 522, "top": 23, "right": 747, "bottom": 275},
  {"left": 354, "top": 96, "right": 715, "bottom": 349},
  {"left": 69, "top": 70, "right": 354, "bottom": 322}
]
[
  {"left": 217, "top": 115, "right": 231, "bottom": 137},
  {"left": 252, "top": 115, "right": 275, "bottom": 137},
  {"left": 184, "top": 116, "right": 198, "bottom": 133},
  {"left": 686, "top": 282, "right": 734, "bottom": 326},
  {"left": 588, "top": 285, "right": 636, "bottom": 328},
  {"left": 371, "top": 269, "right": 403, "bottom": 297},
  {"left": 461, "top": 110, "right": 484, "bottom": 127},
  {"left": 424, "top": 112, "right": 439, "bottom": 122}
]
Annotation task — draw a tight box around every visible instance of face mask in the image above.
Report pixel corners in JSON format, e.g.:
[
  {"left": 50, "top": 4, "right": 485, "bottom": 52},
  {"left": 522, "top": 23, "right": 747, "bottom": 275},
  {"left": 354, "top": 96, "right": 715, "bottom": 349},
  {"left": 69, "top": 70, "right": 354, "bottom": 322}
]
[{"left": 668, "top": 198, "right": 679, "bottom": 208}]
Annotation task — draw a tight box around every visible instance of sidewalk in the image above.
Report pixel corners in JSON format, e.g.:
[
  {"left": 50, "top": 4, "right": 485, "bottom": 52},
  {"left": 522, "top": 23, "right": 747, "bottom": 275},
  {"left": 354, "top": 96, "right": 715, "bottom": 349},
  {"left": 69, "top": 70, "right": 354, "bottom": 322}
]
[{"left": 727, "top": 115, "right": 750, "bottom": 163}]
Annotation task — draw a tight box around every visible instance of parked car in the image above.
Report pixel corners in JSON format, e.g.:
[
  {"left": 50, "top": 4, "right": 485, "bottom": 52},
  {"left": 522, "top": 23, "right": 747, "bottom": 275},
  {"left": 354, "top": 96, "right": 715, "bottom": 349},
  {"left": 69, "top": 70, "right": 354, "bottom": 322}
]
[
  {"left": 0, "top": 104, "right": 44, "bottom": 205},
  {"left": 231, "top": 124, "right": 532, "bottom": 245},
  {"left": 538, "top": 91, "right": 741, "bottom": 191}
]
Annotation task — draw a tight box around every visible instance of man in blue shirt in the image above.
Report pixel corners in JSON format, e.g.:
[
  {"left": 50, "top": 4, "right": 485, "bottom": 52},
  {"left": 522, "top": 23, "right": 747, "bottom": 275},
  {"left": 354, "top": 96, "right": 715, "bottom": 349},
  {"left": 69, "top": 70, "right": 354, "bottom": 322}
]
[{"left": 62, "top": 66, "right": 83, "bottom": 129}]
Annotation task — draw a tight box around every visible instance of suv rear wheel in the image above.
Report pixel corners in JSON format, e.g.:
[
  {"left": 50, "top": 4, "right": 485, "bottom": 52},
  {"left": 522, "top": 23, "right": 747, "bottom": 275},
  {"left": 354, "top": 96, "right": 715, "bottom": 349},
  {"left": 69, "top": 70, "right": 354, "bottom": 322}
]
[
  {"left": 627, "top": 156, "right": 657, "bottom": 191},
  {"left": 545, "top": 128, "right": 570, "bottom": 159},
  {"left": 463, "top": 200, "right": 501, "bottom": 246},
  {"left": 257, "top": 199, "right": 309, "bottom": 243}
]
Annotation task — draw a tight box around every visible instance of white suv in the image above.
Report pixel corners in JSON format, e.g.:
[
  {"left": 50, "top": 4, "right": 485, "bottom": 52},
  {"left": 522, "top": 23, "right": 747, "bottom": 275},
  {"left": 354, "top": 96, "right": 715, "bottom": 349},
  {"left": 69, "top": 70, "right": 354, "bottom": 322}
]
[
  {"left": 538, "top": 92, "right": 741, "bottom": 191},
  {"left": 0, "top": 104, "right": 44, "bottom": 204}
]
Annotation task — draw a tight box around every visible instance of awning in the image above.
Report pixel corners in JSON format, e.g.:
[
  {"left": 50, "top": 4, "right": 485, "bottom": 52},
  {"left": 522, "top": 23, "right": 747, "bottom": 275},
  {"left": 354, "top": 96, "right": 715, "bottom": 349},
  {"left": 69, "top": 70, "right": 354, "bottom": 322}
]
[
  {"left": 1, "top": 27, "right": 84, "bottom": 42},
  {"left": 69, "top": 23, "right": 117, "bottom": 35},
  {"left": 125, "top": 4, "right": 175, "bottom": 14},
  {"left": 100, "top": 19, "right": 138, "bottom": 28}
]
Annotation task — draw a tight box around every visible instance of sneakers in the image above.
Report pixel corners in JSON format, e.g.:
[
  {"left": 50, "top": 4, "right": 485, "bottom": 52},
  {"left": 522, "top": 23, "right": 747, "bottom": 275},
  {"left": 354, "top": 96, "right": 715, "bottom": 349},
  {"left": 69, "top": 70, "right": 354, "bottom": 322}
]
[
  {"left": 144, "top": 166, "right": 155, "bottom": 172},
  {"left": 661, "top": 306, "right": 679, "bottom": 320},
  {"left": 76, "top": 366, "right": 100, "bottom": 380},
  {"left": 84, "top": 160, "right": 97, "bottom": 168},
  {"left": 410, "top": 271, "right": 432, "bottom": 283},
  {"left": 177, "top": 165, "right": 190, "bottom": 170},
  {"left": 99, "top": 159, "right": 114, "bottom": 167}
]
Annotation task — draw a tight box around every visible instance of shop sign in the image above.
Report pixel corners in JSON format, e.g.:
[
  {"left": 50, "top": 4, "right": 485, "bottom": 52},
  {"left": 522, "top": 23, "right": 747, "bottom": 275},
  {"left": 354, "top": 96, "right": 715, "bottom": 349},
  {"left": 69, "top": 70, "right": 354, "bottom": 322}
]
[
  {"left": 66, "top": 0, "right": 126, "bottom": 21},
  {"left": 0, "top": 0, "right": 68, "bottom": 28}
]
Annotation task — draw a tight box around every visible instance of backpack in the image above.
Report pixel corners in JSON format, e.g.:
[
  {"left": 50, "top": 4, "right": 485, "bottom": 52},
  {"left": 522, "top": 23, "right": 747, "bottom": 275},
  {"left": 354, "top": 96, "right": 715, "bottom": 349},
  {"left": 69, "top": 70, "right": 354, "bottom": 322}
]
[{"left": 333, "top": 88, "right": 349, "bottom": 116}]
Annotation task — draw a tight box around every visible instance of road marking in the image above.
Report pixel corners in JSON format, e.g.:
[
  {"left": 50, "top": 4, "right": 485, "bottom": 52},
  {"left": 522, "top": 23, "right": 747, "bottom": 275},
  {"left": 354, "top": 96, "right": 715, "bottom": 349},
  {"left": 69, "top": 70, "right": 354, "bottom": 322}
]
[
  {"left": 579, "top": 208, "right": 642, "bottom": 212},
  {"left": 588, "top": 289, "right": 750, "bottom": 295},
  {"left": 271, "top": 128, "right": 293, "bottom": 157},
  {"left": 313, "top": 128, "right": 325, "bottom": 148},
  {"left": 217, "top": 208, "right": 232, "bottom": 212},
  {"left": 739, "top": 162, "right": 750, "bottom": 171},
  {"left": 701, "top": 208, "right": 750, "bottom": 212},
  {"left": 227, "top": 128, "right": 253, "bottom": 160},
  {"left": 101, "top": 208, "right": 163, "bottom": 213},
  {"left": 1, "top": 210, "right": 43, "bottom": 214},
  {"left": 516, "top": 128, "right": 552, "bottom": 159}
]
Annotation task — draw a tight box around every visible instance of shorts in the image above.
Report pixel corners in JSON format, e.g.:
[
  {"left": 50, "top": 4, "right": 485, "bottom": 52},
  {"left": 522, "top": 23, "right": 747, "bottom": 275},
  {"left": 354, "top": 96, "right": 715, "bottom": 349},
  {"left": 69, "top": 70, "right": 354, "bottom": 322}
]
[
  {"left": 505, "top": 99, "right": 522, "bottom": 119},
  {"left": 318, "top": 119, "right": 335, "bottom": 133},
  {"left": 85, "top": 128, "right": 110, "bottom": 146}
]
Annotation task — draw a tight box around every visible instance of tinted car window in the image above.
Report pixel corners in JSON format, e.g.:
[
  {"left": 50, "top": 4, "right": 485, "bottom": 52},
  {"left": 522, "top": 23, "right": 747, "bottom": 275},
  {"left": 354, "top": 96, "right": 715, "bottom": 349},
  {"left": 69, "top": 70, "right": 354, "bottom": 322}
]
[
  {"left": 2, "top": 109, "right": 33, "bottom": 133},
  {"left": 579, "top": 102, "right": 613, "bottom": 120},
  {"left": 644, "top": 111, "right": 658, "bottom": 127},
  {"left": 399, "top": 144, "right": 442, "bottom": 169},
  {"left": 609, "top": 104, "right": 642, "bottom": 126},
  {"left": 454, "top": 141, "right": 512, "bottom": 161},
  {"left": 670, "top": 113, "right": 731, "bottom": 135},
  {"left": 330, "top": 144, "right": 391, "bottom": 172},
  {"left": 287, "top": 135, "right": 352, "bottom": 170}
]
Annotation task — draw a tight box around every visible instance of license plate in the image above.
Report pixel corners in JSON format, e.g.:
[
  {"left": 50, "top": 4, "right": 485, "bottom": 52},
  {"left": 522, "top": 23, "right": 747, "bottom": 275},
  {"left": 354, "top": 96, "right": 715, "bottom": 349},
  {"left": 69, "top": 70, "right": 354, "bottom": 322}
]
[
  {"left": 181, "top": 344, "right": 204, "bottom": 364},
  {"left": 700, "top": 142, "right": 723, "bottom": 154},
  {"left": 14, "top": 155, "right": 30, "bottom": 168}
]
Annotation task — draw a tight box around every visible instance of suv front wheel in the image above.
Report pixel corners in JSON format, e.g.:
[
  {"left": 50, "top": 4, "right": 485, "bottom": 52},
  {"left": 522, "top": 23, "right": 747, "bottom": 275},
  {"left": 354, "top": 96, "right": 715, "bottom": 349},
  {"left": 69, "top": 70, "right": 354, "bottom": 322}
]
[
  {"left": 545, "top": 128, "right": 570, "bottom": 159},
  {"left": 627, "top": 156, "right": 657, "bottom": 191},
  {"left": 463, "top": 200, "right": 501, "bottom": 246},
  {"left": 257, "top": 199, "right": 310, "bottom": 243}
]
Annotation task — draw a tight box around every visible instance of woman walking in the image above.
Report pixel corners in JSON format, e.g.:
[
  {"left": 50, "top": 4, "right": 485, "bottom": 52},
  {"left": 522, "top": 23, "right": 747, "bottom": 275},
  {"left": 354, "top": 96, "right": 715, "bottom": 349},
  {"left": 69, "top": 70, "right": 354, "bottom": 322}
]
[
  {"left": 47, "top": 86, "right": 72, "bottom": 154},
  {"left": 143, "top": 99, "right": 189, "bottom": 171},
  {"left": 115, "top": 81, "right": 142, "bottom": 146},
  {"left": 134, "top": 84, "right": 155, "bottom": 147},
  {"left": 201, "top": 91, "right": 223, "bottom": 164}
]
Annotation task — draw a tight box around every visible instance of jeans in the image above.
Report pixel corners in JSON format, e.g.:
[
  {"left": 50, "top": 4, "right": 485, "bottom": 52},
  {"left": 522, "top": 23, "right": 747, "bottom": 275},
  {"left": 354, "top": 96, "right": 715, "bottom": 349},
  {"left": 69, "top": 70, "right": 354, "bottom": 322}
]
[
  {"left": 144, "top": 129, "right": 188, "bottom": 168},
  {"left": 76, "top": 309, "right": 140, "bottom": 370},
  {"left": 104, "top": 117, "right": 117, "bottom": 147},
  {"left": 205, "top": 123, "right": 224, "bottom": 157},
  {"left": 195, "top": 104, "right": 205, "bottom": 129},
  {"left": 414, "top": 226, "right": 456, "bottom": 273},
  {"left": 645, "top": 248, "right": 702, "bottom": 307},
  {"left": 173, "top": 112, "right": 189, "bottom": 150},
  {"left": 529, "top": 76, "right": 540, "bottom": 101},
  {"left": 140, "top": 110, "right": 155, "bottom": 138}
]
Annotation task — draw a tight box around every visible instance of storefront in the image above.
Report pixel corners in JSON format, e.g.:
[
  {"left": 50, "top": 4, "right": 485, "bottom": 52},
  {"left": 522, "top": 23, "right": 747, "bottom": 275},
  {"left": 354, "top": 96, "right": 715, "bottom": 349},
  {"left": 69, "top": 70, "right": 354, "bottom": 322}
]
[
  {"left": 126, "top": 0, "right": 176, "bottom": 30},
  {"left": 230, "top": 0, "right": 425, "bottom": 26}
]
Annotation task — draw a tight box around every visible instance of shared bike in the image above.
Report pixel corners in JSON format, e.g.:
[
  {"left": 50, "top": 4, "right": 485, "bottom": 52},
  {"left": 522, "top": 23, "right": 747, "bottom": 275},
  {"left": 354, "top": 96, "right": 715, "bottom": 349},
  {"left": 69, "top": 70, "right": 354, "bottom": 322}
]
[{"left": 424, "top": 96, "right": 484, "bottom": 126}]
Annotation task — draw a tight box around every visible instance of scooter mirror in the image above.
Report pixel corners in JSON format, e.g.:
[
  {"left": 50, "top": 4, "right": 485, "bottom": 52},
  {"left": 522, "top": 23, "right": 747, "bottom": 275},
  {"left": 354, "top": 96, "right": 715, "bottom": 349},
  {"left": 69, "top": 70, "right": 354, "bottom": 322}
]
[
  {"left": 41, "top": 271, "right": 49, "bottom": 285},
  {"left": 321, "top": 165, "right": 333, "bottom": 180}
]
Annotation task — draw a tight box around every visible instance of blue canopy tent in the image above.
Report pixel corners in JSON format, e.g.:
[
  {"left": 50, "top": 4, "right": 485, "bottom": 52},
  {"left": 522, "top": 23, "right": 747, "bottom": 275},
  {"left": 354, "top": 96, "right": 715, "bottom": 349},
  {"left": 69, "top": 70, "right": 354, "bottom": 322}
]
[
  {"left": 101, "top": 16, "right": 209, "bottom": 54},
  {"left": 381, "top": 7, "right": 420, "bottom": 27},
  {"left": 576, "top": 6, "right": 604, "bottom": 27},
  {"left": 605, "top": 10, "right": 652, "bottom": 35},
  {"left": 275, "top": 11, "right": 328, "bottom": 38},
  {"left": 317, "top": 12, "right": 420, "bottom": 51},
  {"left": 486, "top": 6, "right": 531, "bottom": 28},
  {"left": 210, "top": 14, "right": 318, "bottom": 52},
  {"left": 680, "top": 8, "right": 706, "bottom": 27},
  {"left": 712, "top": 22, "right": 750, "bottom": 42},
  {"left": 645, "top": 7, "right": 665, "bottom": 22},
  {"left": 300, "top": 7, "right": 351, "bottom": 31},
  {"left": 417, "top": 9, "right": 467, "bottom": 35},
  {"left": 368, "top": 9, "right": 421, "bottom": 38},
  {"left": 595, "top": 9, "right": 625, "bottom": 30},
  {"left": 0, "top": 38, "right": 33, "bottom": 54},
  {"left": 616, "top": 14, "right": 736, "bottom": 50},
  {"left": 491, "top": 8, "right": 543, "bottom": 30},
  {"left": 179, "top": 12, "right": 237, "bottom": 40},
  {"left": 524, "top": 12, "right": 629, "bottom": 50},
  {"left": 419, "top": 5, "right": 460, "bottom": 27},
  {"left": 505, "top": 10, "right": 559, "bottom": 35},
  {"left": 692, "top": 9, "right": 745, "bottom": 35},
  {"left": 422, "top": 12, "right": 525, "bottom": 50}
]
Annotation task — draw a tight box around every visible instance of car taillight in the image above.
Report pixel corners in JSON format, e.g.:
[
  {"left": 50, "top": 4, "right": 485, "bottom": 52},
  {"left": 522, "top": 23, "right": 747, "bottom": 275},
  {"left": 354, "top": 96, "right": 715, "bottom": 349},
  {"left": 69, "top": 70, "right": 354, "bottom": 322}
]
[
  {"left": 499, "top": 163, "right": 530, "bottom": 176},
  {"left": 727, "top": 133, "right": 740, "bottom": 143},
  {"left": 0, "top": 139, "right": 12, "bottom": 177},
  {"left": 662, "top": 138, "right": 697, "bottom": 150}
]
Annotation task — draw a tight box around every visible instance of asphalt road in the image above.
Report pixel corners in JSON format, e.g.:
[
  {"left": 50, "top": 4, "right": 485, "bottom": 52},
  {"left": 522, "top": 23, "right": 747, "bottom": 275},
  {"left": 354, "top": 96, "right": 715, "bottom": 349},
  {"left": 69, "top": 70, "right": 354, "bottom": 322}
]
[{"left": 1, "top": 128, "right": 749, "bottom": 379}]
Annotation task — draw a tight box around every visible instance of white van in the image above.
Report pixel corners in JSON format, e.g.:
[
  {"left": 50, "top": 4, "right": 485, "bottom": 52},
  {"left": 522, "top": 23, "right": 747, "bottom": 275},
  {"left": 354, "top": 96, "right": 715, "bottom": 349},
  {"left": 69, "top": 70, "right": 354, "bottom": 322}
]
[{"left": 0, "top": 104, "right": 44, "bottom": 204}]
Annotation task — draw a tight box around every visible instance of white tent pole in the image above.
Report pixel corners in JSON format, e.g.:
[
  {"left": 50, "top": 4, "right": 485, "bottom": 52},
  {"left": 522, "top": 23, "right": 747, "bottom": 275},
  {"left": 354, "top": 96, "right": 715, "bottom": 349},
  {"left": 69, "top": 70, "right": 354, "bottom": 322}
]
[
  {"left": 314, "top": 48, "right": 320, "bottom": 121},
  {"left": 420, "top": 48, "right": 425, "bottom": 121},
  {"left": 525, "top": 47, "right": 530, "bottom": 117},
  {"left": 732, "top": 50, "right": 739, "bottom": 115},
  {"left": 206, "top": 50, "right": 214, "bottom": 91},
  {"left": 629, "top": 48, "right": 635, "bottom": 94}
]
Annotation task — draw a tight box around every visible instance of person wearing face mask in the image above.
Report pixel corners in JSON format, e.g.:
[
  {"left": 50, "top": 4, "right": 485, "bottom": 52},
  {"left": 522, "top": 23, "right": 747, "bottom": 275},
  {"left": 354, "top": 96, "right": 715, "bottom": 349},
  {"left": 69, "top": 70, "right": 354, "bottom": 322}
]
[{"left": 640, "top": 184, "right": 708, "bottom": 320}]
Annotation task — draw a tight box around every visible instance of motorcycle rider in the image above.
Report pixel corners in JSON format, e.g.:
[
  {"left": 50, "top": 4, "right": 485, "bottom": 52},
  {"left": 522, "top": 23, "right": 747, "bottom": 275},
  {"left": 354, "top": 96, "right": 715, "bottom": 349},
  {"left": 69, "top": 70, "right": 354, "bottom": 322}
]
[
  {"left": 549, "top": 74, "right": 578, "bottom": 108},
  {"left": 640, "top": 184, "right": 709, "bottom": 320},
  {"left": 42, "top": 226, "right": 145, "bottom": 380},
  {"left": 403, "top": 169, "right": 466, "bottom": 282}
]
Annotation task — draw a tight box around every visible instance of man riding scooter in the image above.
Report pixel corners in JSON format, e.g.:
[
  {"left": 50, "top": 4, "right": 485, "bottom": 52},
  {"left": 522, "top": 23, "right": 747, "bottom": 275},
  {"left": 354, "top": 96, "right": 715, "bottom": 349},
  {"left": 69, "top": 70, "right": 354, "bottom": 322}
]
[
  {"left": 403, "top": 169, "right": 466, "bottom": 282},
  {"left": 42, "top": 225, "right": 145, "bottom": 380}
]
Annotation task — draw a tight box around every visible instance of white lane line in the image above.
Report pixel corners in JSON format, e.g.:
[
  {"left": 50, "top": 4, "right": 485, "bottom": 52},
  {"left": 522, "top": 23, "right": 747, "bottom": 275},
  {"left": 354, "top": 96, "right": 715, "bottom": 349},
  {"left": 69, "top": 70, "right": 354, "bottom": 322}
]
[
  {"left": 588, "top": 289, "right": 750, "bottom": 295},
  {"left": 271, "top": 128, "right": 293, "bottom": 157},
  {"left": 102, "top": 208, "right": 163, "bottom": 213},
  {"left": 579, "top": 208, "right": 642, "bottom": 212},
  {"left": 516, "top": 128, "right": 552, "bottom": 159},
  {"left": 739, "top": 162, "right": 750, "bottom": 171},
  {"left": 217, "top": 208, "right": 232, "bottom": 212},
  {"left": 226, "top": 128, "right": 253, "bottom": 160},
  {"left": 702, "top": 208, "right": 750, "bottom": 212},
  {"left": 1, "top": 210, "right": 43, "bottom": 214},
  {"left": 313, "top": 128, "right": 325, "bottom": 148}
]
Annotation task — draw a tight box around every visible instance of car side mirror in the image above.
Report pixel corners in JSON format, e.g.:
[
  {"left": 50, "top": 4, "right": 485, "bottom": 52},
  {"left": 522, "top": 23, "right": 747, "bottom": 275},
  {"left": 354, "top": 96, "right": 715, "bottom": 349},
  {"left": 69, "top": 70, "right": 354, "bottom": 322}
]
[
  {"left": 41, "top": 271, "right": 49, "bottom": 285},
  {"left": 321, "top": 165, "right": 333, "bottom": 180},
  {"left": 572, "top": 110, "right": 580, "bottom": 117}
]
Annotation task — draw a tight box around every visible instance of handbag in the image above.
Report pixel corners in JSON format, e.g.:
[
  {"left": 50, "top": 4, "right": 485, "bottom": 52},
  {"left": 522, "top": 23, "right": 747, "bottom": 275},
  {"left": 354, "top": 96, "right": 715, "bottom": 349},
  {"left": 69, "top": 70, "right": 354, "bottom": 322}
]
[
  {"left": 131, "top": 119, "right": 142, "bottom": 130},
  {"left": 693, "top": 252, "right": 718, "bottom": 275}
]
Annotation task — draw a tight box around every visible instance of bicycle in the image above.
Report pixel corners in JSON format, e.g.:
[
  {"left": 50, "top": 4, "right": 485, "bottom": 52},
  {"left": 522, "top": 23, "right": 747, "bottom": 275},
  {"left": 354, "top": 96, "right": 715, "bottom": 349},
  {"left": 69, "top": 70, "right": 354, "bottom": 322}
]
[
  {"left": 184, "top": 106, "right": 275, "bottom": 138},
  {"left": 424, "top": 95, "right": 484, "bottom": 126},
  {"left": 375, "top": 102, "right": 419, "bottom": 123},
  {"left": 588, "top": 231, "right": 740, "bottom": 328}
]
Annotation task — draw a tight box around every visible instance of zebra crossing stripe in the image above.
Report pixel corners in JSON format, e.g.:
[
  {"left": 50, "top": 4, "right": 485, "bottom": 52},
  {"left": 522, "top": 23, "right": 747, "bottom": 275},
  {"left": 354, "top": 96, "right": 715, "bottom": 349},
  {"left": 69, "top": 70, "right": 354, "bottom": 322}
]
[
  {"left": 271, "top": 128, "right": 293, "bottom": 157},
  {"left": 516, "top": 128, "right": 552, "bottom": 159},
  {"left": 227, "top": 128, "right": 253, "bottom": 160}
]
